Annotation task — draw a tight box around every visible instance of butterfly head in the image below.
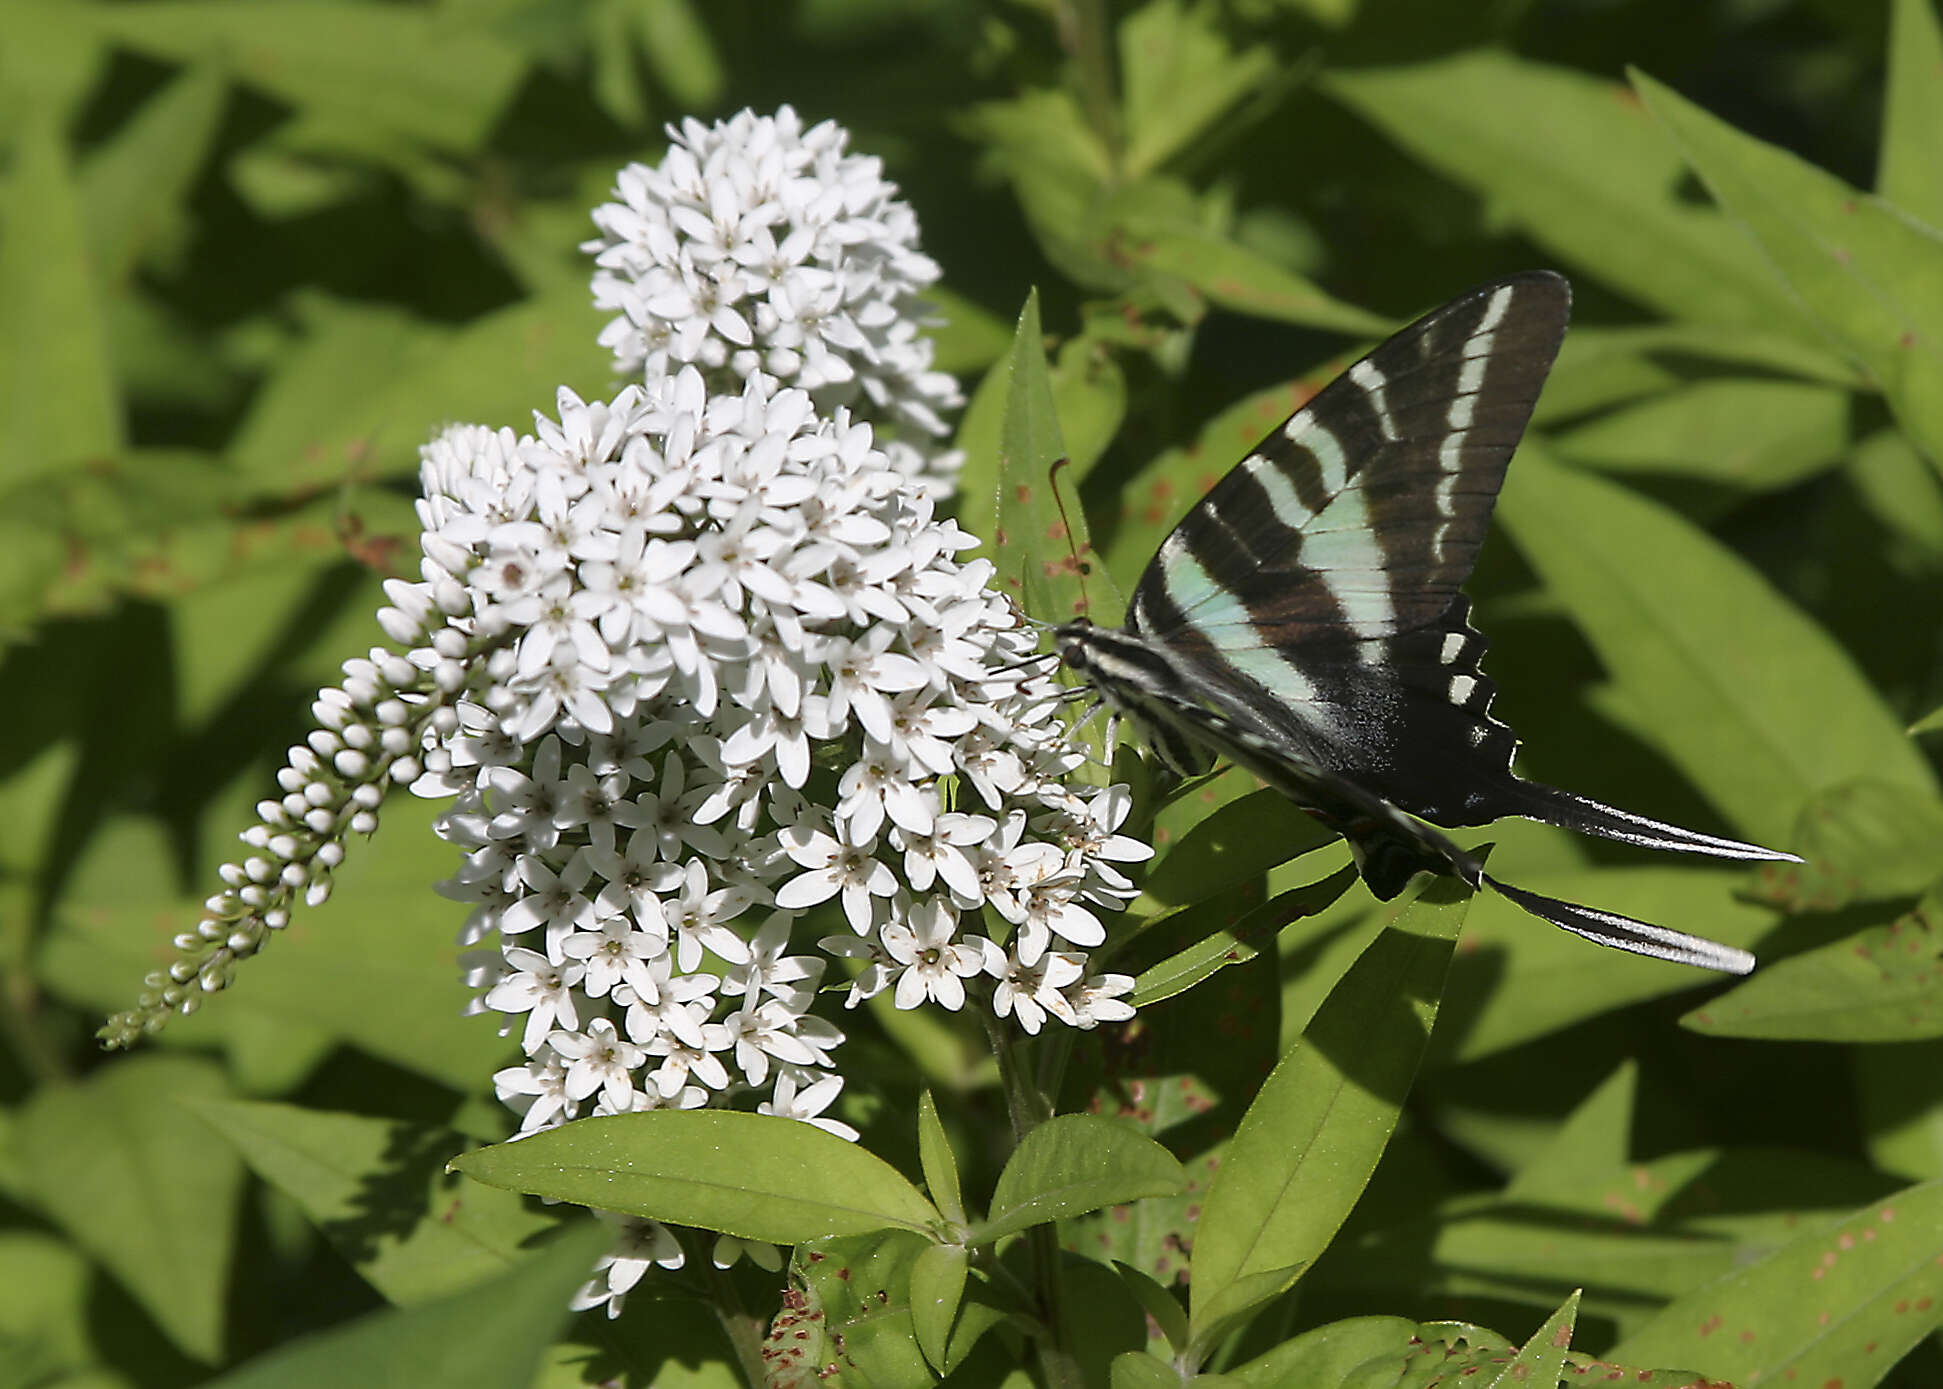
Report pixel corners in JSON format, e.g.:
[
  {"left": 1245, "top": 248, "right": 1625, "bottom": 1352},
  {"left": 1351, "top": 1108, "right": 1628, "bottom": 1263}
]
[{"left": 1050, "top": 616, "right": 1098, "bottom": 674}]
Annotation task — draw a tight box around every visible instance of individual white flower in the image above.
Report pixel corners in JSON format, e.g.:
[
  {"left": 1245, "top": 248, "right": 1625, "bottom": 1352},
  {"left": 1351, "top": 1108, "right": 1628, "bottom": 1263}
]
[
  {"left": 1066, "top": 970, "right": 1138, "bottom": 1029},
  {"left": 484, "top": 947, "right": 585, "bottom": 1053},
  {"left": 664, "top": 858, "right": 755, "bottom": 971},
  {"left": 559, "top": 916, "right": 664, "bottom": 1001},
  {"left": 980, "top": 942, "right": 1084, "bottom": 1036},
  {"left": 759, "top": 1067, "right": 859, "bottom": 1142},
  {"left": 881, "top": 899, "right": 983, "bottom": 1011},
  {"left": 774, "top": 825, "right": 897, "bottom": 932},
  {"left": 571, "top": 1214, "right": 686, "bottom": 1319},
  {"left": 493, "top": 1049, "right": 576, "bottom": 1132},
  {"left": 553, "top": 1018, "right": 646, "bottom": 1110}
]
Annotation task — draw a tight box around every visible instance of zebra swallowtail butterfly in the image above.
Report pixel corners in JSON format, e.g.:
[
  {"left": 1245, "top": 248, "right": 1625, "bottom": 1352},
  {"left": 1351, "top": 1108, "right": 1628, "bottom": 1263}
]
[{"left": 1056, "top": 271, "right": 1797, "bottom": 974}]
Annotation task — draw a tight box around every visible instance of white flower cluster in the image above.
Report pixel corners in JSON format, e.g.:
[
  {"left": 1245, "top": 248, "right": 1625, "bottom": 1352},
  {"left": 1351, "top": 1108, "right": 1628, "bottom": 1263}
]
[
  {"left": 585, "top": 105, "right": 963, "bottom": 495},
  {"left": 412, "top": 370, "right": 1142, "bottom": 1312},
  {"left": 101, "top": 107, "right": 1149, "bottom": 1321}
]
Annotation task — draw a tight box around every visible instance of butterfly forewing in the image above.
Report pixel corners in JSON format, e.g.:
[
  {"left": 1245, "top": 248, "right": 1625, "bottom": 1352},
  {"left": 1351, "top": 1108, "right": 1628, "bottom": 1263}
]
[
  {"left": 1061, "top": 269, "right": 1792, "bottom": 973},
  {"left": 1123, "top": 273, "right": 1568, "bottom": 815}
]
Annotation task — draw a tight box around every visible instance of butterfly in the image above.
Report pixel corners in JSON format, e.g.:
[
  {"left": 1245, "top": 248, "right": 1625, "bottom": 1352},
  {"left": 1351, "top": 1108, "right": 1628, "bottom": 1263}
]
[{"left": 1055, "top": 270, "right": 1797, "bottom": 973}]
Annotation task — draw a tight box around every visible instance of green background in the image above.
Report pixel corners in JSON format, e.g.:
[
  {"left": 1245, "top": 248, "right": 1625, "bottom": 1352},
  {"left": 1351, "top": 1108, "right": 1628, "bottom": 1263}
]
[{"left": 4, "top": 0, "right": 1943, "bottom": 1384}]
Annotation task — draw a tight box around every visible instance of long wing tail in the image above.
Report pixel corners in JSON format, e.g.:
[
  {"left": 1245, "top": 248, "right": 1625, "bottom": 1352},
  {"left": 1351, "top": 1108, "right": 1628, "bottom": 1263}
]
[
  {"left": 1482, "top": 872, "right": 1756, "bottom": 974},
  {"left": 1504, "top": 781, "right": 1800, "bottom": 864}
]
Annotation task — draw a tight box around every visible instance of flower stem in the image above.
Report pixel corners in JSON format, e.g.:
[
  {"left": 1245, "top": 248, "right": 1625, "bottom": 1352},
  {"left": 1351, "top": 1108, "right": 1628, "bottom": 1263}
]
[
  {"left": 983, "top": 1012, "right": 1085, "bottom": 1389},
  {"left": 702, "top": 1256, "right": 768, "bottom": 1387}
]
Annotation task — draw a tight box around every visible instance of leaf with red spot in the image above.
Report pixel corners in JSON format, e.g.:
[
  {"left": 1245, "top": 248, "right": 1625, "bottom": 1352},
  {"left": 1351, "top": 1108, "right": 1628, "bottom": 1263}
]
[{"left": 1608, "top": 1176, "right": 1943, "bottom": 1385}]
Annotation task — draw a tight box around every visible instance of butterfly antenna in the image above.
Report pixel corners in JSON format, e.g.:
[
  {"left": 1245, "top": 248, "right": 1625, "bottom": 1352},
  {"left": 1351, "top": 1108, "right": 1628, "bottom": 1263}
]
[{"left": 1047, "top": 456, "right": 1094, "bottom": 621}]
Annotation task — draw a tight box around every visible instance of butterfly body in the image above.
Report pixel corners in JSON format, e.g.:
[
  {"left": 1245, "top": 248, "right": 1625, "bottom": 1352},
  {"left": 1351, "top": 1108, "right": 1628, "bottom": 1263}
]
[{"left": 1057, "top": 271, "right": 1798, "bottom": 974}]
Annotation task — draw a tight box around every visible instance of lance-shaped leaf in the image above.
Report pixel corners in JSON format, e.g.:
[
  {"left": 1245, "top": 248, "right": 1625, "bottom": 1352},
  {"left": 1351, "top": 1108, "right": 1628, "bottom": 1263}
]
[
  {"left": 0, "top": 113, "right": 121, "bottom": 488},
  {"left": 198, "top": 1222, "right": 608, "bottom": 1389},
  {"left": 192, "top": 1100, "right": 559, "bottom": 1305},
  {"left": 15, "top": 1056, "right": 240, "bottom": 1363},
  {"left": 1633, "top": 69, "right": 1943, "bottom": 471},
  {"left": 1686, "top": 888, "right": 1943, "bottom": 1042},
  {"left": 451, "top": 1111, "right": 939, "bottom": 1243},
  {"left": 1744, "top": 779, "right": 1943, "bottom": 913},
  {"left": 1483, "top": 1292, "right": 1578, "bottom": 1389},
  {"left": 1497, "top": 443, "right": 1935, "bottom": 847},
  {"left": 1187, "top": 874, "right": 1472, "bottom": 1350},
  {"left": 971, "top": 1115, "right": 1185, "bottom": 1244},
  {"left": 1131, "top": 867, "right": 1357, "bottom": 1008},
  {"left": 1608, "top": 1178, "right": 1943, "bottom": 1382},
  {"left": 1882, "top": 0, "right": 1943, "bottom": 228},
  {"left": 990, "top": 291, "right": 1122, "bottom": 625},
  {"left": 1324, "top": 51, "right": 1819, "bottom": 336}
]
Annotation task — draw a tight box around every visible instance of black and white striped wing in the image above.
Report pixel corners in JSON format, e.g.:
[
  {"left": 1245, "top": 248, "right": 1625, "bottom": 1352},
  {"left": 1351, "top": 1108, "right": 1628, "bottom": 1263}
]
[{"left": 1126, "top": 272, "right": 1569, "bottom": 824}]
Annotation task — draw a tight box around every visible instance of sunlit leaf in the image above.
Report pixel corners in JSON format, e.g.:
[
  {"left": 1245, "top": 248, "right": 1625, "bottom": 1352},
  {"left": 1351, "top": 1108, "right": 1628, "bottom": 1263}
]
[
  {"left": 1188, "top": 875, "right": 1472, "bottom": 1348},
  {"left": 1686, "top": 888, "right": 1943, "bottom": 1042},
  {"left": 1497, "top": 444, "right": 1936, "bottom": 846},
  {"left": 1608, "top": 1178, "right": 1943, "bottom": 1383},
  {"left": 1634, "top": 69, "right": 1943, "bottom": 470},
  {"left": 1324, "top": 52, "right": 1820, "bottom": 335},
  {"left": 453, "top": 1111, "right": 940, "bottom": 1243},
  {"left": 1881, "top": 0, "right": 1943, "bottom": 228}
]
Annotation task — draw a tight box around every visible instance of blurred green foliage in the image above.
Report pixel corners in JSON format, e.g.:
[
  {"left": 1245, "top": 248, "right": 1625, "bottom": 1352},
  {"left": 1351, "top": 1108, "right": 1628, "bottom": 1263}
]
[{"left": 5, "top": 0, "right": 1943, "bottom": 1384}]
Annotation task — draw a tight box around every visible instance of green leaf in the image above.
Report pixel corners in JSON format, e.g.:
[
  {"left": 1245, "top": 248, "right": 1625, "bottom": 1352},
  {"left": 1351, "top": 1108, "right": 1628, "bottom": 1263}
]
[
  {"left": 0, "top": 112, "right": 121, "bottom": 486},
  {"left": 1441, "top": 862, "right": 1777, "bottom": 1063},
  {"left": 1744, "top": 779, "right": 1943, "bottom": 913},
  {"left": 1226, "top": 1316, "right": 1422, "bottom": 1387},
  {"left": 960, "top": 90, "right": 1118, "bottom": 290},
  {"left": 88, "top": 0, "right": 526, "bottom": 152},
  {"left": 44, "top": 795, "right": 516, "bottom": 1093},
  {"left": 974, "top": 1115, "right": 1185, "bottom": 1243},
  {"left": 1131, "top": 867, "right": 1358, "bottom": 1008},
  {"left": 1503, "top": 1063, "right": 1637, "bottom": 1204},
  {"left": 191, "top": 1101, "right": 561, "bottom": 1305},
  {"left": 1064, "top": 891, "right": 1280, "bottom": 1291},
  {"left": 1483, "top": 1291, "right": 1577, "bottom": 1389},
  {"left": 1550, "top": 378, "right": 1849, "bottom": 493},
  {"left": 992, "top": 291, "right": 1122, "bottom": 623},
  {"left": 1051, "top": 333, "right": 1129, "bottom": 481},
  {"left": 908, "top": 1241, "right": 968, "bottom": 1371},
  {"left": 1885, "top": 0, "right": 1943, "bottom": 225},
  {"left": 1608, "top": 1177, "right": 1943, "bottom": 1383},
  {"left": 1895, "top": 0, "right": 1943, "bottom": 182},
  {"left": 452, "top": 1110, "right": 940, "bottom": 1243},
  {"left": 228, "top": 286, "right": 610, "bottom": 489},
  {"left": 1496, "top": 444, "right": 1936, "bottom": 847},
  {"left": 14, "top": 1056, "right": 240, "bottom": 1362},
  {"left": 80, "top": 62, "right": 227, "bottom": 284},
  {"left": 1139, "top": 786, "right": 1341, "bottom": 909},
  {"left": 1633, "top": 68, "right": 1943, "bottom": 471},
  {"left": 1849, "top": 428, "right": 1943, "bottom": 558},
  {"left": 1109, "top": 1352, "right": 1180, "bottom": 1389},
  {"left": 1685, "top": 888, "right": 1943, "bottom": 1042},
  {"left": 1332, "top": 1146, "right": 1895, "bottom": 1343},
  {"left": 1324, "top": 52, "right": 1820, "bottom": 334},
  {"left": 1114, "top": 1261, "right": 1189, "bottom": 1354},
  {"left": 916, "top": 1091, "right": 966, "bottom": 1227},
  {"left": 1187, "top": 875, "right": 1473, "bottom": 1346},
  {"left": 198, "top": 1221, "right": 608, "bottom": 1389},
  {"left": 1856, "top": 1038, "right": 1943, "bottom": 1180},
  {"left": 782, "top": 1229, "right": 1008, "bottom": 1383},
  {"left": 1117, "top": 0, "right": 1277, "bottom": 178},
  {"left": 629, "top": 0, "right": 725, "bottom": 110},
  {"left": 1113, "top": 226, "right": 1391, "bottom": 336}
]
